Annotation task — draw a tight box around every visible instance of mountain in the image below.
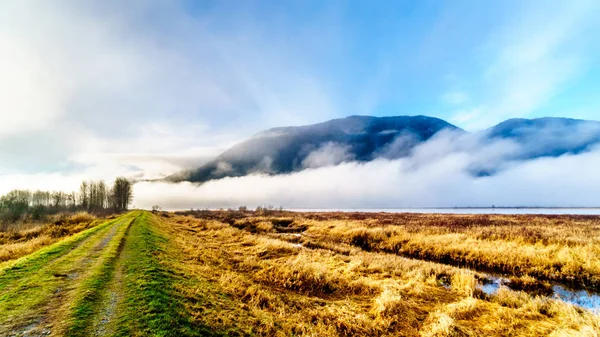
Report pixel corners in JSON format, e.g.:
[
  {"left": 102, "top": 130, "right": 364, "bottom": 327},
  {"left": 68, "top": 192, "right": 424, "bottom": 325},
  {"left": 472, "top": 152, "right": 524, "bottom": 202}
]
[
  {"left": 174, "top": 115, "right": 462, "bottom": 182},
  {"left": 172, "top": 116, "right": 600, "bottom": 183},
  {"left": 485, "top": 117, "right": 600, "bottom": 159}
]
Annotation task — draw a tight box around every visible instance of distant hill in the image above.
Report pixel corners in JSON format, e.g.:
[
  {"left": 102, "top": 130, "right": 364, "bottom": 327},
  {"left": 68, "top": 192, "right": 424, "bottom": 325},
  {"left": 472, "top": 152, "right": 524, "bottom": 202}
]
[
  {"left": 485, "top": 117, "right": 600, "bottom": 159},
  {"left": 171, "top": 116, "right": 600, "bottom": 183},
  {"left": 172, "top": 115, "right": 462, "bottom": 182}
]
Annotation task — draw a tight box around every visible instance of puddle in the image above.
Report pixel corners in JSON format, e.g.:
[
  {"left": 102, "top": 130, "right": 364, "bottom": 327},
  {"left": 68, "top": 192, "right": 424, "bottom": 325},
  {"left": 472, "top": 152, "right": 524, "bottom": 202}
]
[
  {"left": 477, "top": 276, "right": 511, "bottom": 295},
  {"left": 552, "top": 285, "right": 600, "bottom": 314},
  {"left": 477, "top": 275, "right": 600, "bottom": 314}
]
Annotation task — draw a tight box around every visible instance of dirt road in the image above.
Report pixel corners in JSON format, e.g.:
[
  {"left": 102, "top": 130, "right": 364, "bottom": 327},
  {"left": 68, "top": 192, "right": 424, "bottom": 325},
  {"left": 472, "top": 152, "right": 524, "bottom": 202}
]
[{"left": 0, "top": 211, "right": 195, "bottom": 337}]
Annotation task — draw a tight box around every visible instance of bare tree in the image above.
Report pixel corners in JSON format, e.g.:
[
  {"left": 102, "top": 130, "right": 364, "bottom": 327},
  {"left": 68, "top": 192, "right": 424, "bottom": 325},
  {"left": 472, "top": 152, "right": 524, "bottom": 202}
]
[
  {"left": 32, "top": 190, "right": 50, "bottom": 207},
  {"left": 112, "top": 177, "right": 133, "bottom": 211},
  {"left": 51, "top": 191, "right": 66, "bottom": 208},
  {"left": 97, "top": 181, "right": 108, "bottom": 210},
  {"left": 1, "top": 177, "right": 134, "bottom": 224},
  {"left": 80, "top": 181, "right": 89, "bottom": 211}
]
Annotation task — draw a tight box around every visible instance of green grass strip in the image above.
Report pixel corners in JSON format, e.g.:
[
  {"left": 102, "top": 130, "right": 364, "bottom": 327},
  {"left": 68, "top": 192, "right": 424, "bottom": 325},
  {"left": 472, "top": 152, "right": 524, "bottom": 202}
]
[{"left": 115, "top": 211, "right": 215, "bottom": 337}]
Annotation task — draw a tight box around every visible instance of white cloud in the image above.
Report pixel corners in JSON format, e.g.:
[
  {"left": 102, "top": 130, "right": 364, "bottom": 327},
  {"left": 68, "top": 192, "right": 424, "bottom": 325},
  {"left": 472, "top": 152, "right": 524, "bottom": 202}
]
[
  {"left": 0, "top": 3, "right": 68, "bottom": 136},
  {"left": 133, "top": 131, "right": 600, "bottom": 210},
  {"left": 302, "top": 142, "right": 354, "bottom": 168},
  {"left": 133, "top": 150, "right": 600, "bottom": 210},
  {"left": 0, "top": 173, "right": 85, "bottom": 196},
  {"left": 0, "top": 1, "right": 340, "bottom": 182},
  {"left": 450, "top": 0, "right": 600, "bottom": 130}
]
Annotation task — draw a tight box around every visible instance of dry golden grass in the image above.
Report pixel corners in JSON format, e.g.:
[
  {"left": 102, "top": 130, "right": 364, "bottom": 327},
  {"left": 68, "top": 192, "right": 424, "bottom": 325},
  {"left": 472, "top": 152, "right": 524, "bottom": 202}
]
[
  {"left": 156, "top": 211, "right": 600, "bottom": 336},
  {"left": 282, "top": 212, "right": 600, "bottom": 289},
  {"left": 0, "top": 212, "right": 98, "bottom": 262}
]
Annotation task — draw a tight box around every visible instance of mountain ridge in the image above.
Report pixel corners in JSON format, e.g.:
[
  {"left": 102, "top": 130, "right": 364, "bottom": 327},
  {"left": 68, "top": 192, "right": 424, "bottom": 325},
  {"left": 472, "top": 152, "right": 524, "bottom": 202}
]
[{"left": 171, "top": 115, "right": 600, "bottom": 183}]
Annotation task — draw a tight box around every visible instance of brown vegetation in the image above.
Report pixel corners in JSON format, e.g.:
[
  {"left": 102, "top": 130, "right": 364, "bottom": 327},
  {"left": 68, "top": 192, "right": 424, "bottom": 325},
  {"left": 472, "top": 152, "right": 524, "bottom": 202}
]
[
  {"left": 0, "top": 212, "right": 98, "bottom": 262},
  {"left": 294, "top": 212, "right": 600, "bottom": 290},
  {"left": 155, "top": 211, "right": 600, "bottom": 336}
]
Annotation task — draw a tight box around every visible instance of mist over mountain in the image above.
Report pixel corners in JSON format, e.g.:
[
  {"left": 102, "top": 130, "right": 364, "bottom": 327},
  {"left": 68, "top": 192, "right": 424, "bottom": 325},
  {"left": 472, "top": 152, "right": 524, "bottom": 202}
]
[
  {"left": 174, "top": 115, "right": 461, "bottom": 182},
  {"left": 485, "top": 117, "right": 600, "bottom": 159},
  {"left": 173, "top": 116, "right": 600, "bottom": 183},
  {"left": 136, "top": 114, "right": 600, "bottom": 210}
]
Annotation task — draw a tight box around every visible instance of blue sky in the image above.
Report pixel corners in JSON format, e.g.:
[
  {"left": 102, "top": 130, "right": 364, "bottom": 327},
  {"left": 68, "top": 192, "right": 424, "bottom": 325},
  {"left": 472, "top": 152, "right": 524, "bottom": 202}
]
[
  {"left": 174, "top": 0, "right": 600, "bottom": 130},
  {"left": 1, "top": 0, "right": 600, "bottom": 193}
]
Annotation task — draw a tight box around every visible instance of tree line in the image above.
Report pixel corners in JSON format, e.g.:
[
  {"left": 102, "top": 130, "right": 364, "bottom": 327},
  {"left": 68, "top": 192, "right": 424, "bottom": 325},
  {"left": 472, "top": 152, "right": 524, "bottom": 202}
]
[{"left": 0, "top": 177, "right": 133, "bottom": 223}]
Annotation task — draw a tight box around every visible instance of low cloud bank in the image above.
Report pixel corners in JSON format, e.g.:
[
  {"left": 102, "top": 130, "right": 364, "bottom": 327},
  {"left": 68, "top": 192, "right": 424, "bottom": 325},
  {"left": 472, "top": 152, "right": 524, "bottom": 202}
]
[
  {"left": 301, "top": 142, "right": 354, "bottom": 169},
  {"left": 133, "top": 131, "right": 600, "bottom": 210}
]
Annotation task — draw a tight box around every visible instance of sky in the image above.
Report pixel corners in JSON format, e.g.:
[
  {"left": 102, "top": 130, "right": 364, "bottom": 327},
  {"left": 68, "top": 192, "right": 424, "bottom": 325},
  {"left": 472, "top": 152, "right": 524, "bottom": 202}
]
[{"left": 1, "top": 0, "right": 600, "bottom": 208}]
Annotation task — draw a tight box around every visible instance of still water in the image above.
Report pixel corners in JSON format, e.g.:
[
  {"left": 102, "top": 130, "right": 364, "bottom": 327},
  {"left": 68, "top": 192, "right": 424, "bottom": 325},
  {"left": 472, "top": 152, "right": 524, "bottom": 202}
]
[{"left": 478, "top": 275, "right": 600, "bottom": 314}]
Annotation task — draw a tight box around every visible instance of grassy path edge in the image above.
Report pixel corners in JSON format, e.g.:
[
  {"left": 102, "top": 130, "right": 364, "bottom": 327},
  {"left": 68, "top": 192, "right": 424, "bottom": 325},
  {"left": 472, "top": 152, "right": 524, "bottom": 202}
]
[{"left": 112, "top": 211, "right": 213, "bottom": 337}]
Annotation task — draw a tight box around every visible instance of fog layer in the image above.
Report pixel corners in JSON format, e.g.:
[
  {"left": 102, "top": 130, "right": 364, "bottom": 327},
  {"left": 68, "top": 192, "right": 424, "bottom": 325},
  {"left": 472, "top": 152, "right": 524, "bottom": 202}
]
[{"left": 134, "top": 131, "right": 600, "bottom": 210}]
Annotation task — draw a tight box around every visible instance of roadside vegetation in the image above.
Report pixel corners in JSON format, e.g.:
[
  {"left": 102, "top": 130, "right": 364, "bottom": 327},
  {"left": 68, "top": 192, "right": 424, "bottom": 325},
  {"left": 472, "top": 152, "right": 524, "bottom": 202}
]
[
  {"left": 0, "top": 212, "right": 98, "bottom": 263},
  {"left": 111, "top": 211, "right": 210, "bottom": 337}
]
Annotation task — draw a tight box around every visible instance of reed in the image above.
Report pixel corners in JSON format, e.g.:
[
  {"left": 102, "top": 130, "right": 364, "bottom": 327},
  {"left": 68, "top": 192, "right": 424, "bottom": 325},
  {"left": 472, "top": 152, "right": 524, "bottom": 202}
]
[{"left": 155, "top": 211, "right": 600, "bottom": 336}]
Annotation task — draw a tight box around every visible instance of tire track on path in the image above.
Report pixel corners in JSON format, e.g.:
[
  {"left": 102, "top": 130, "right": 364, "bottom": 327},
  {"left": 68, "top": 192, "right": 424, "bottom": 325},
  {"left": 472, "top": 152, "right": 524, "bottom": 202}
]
[
  {"left": 90, "top": 218, "right": 132, "bottom": 337},
  {"left": 61, "top": 212, "right": 138, "bottom": 337},
  {"left": 0, "top": 213, "right": 137, "bottom": 337},
  {"left": 0, "top": 217, "right": 119, "bottom": 295}
]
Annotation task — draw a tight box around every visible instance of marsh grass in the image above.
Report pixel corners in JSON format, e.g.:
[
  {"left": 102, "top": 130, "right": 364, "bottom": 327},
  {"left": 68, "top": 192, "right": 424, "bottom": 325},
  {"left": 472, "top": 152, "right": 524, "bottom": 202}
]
[
  {"left": 294, "top": 213, "right": 600, "bottom": 289},
  {"left": 157, "top": 211, "right": 600, "bottom": 336}
]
